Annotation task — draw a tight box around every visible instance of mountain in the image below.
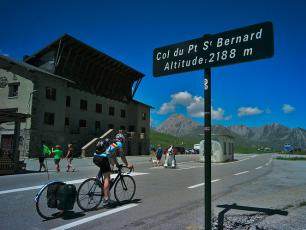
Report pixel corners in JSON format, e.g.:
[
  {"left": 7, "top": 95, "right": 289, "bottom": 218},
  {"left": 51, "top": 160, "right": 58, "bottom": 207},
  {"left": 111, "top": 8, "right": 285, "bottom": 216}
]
[
  {"left": 155, "top": 114, "right": 306, "bottom": 150},
  {"left": 155, "top": 114, "right": 201, "bottom": 137}
]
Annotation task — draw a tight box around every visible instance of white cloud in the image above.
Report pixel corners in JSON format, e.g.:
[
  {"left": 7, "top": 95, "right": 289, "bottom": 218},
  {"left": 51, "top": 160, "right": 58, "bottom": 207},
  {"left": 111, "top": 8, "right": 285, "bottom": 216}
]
[
  {"left": 157, "top": 102, "right": 175, "bottom": 114},
  {"left": 212, "top": 107, "right": 232, "bottom": 120},
  {"left": 157, "top": 91, "right": 231, "bottom": 120},
  {"left": 187, "top": 96, "right": 204, "bottom": 117},
  {"left": 282, "top": 104, "right": 295, "bottom": 113},
  {"left": 238, "top": 107, "right": 263, "bottom": 116},
  {"left": 171, "top": 91, "right": 193, "bottom": 106},
  {"left": 157, "top": 91, "right": 192, "bottom": 114}
]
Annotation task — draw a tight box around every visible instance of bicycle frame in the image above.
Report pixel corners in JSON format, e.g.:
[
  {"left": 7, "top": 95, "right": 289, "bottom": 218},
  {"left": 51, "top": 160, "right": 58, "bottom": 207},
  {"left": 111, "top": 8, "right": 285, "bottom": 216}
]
[{"left": 96, "top": 165, "right": 132, "bottom": 191}]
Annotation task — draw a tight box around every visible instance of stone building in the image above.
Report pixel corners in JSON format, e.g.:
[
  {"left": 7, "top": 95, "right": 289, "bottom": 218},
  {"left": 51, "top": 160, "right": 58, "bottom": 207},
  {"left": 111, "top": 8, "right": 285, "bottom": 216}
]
[
  {"left": 199, "top": 134, "right": 234, "bottom": 163},
  {"left": 0, "top": 34, "right": 151, "bottom": 160}
]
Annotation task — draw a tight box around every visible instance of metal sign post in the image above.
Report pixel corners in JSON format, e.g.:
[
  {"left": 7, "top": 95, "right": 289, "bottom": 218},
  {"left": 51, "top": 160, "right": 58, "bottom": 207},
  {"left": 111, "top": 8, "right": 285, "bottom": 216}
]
[{"left": 204, "top": 68, "right": 212, "bottom": 229}]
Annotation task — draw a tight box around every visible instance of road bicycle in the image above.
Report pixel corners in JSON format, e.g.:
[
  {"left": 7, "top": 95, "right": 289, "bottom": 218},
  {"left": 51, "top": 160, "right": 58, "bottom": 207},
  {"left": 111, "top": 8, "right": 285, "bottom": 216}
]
[
  {"left": 76, "top": 164, "right": 136, "bottom": 211},
  {"left": 34, "top": 180, "right": 66, "bottom": 220}
]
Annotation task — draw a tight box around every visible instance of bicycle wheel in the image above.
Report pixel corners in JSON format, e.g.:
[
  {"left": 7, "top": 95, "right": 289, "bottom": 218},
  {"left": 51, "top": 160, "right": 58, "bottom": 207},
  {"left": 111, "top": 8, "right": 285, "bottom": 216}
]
[
  {"left": 77, "top": 178, "right": 103, "bottom": 211},
  {"left": 114, "top": 175, "right": 136, "bottom": 203},
  {"left": 35, "top": 181, "right": 65, "bottom": 220}
]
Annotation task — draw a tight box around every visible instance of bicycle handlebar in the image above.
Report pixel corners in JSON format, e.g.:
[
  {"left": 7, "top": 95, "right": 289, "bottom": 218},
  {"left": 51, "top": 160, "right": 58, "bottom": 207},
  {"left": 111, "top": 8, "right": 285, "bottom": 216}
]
[{"left": 116, "top": 164, "right": 134, "bottom": 174}]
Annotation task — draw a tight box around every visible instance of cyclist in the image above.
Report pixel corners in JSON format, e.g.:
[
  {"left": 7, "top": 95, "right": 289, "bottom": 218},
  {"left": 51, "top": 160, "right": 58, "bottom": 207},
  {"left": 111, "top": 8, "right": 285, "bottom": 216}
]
[{"left": 93, "top": 130, "right": 133, "bottom": 205}]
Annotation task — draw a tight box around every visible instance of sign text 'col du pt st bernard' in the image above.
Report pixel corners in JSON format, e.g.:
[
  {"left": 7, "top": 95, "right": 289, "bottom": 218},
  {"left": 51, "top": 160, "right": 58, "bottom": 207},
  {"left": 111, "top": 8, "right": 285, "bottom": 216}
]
[{"left": 153, "top": 21, "right": 274, "bottom": 77}]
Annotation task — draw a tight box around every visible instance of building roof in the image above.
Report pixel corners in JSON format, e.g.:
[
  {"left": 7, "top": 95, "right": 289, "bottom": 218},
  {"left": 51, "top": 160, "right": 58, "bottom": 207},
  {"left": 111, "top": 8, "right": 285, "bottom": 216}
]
[
  {"left": 0, "top": 55, "right": 76, "bottom": 84},
  {"left": 23, "top": 34, "right": 144, "bottom": 102},
  {"left": 132, "top": 99, "right": 154, "bottom": 109},
  {"left": 0, "top": 108, "right": 31, "bottom": 123}
]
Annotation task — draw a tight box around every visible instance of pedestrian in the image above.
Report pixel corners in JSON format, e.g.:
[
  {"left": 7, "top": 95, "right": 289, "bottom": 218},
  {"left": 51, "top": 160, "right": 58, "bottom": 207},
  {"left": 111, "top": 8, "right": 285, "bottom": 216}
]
[
  {"left": 65, "top": 144, "right": 75, "bottom": 172},
  {"left": 164, "top": 145, "right": 176, "bottom": 168},
  {"left": 150, "top": 145, "right": 156, "bottom": 162},
  {"left": 156, "top": 144, "right": 163, "bottom": 166},
  {"left": 38, "top": 142, "right": 49, "bottom": 172},
  {"left": 52, "top": 145, "right": 63, "bottom": 173}
]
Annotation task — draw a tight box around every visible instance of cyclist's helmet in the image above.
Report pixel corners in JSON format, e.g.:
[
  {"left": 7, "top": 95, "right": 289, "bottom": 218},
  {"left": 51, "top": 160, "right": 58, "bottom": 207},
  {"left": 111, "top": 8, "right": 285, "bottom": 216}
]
[{"left": 115, "top": 133, "right": 125, "bottom": 143}]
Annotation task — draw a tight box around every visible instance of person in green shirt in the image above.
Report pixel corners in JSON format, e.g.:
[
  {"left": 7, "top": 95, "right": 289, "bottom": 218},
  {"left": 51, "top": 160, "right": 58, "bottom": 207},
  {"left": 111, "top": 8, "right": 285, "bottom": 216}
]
[
  {"left": 39, "top": 142, "right": 50, "bottom": 172},
  {"left": 52, "top": 145, "right": 63, "bottom": 173}
]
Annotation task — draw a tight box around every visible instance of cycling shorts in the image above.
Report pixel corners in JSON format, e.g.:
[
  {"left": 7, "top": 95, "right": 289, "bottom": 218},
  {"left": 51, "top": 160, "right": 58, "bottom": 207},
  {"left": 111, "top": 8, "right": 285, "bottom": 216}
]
[{"left": 93, "top": 155, "right": 111, "bottom": 174}]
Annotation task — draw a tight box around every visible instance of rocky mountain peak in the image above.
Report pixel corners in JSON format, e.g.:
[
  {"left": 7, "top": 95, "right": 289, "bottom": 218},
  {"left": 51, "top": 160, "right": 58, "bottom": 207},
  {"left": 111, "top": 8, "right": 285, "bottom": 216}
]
[{"left": 156, "top": 113, "right": 201, "bottom": 136}]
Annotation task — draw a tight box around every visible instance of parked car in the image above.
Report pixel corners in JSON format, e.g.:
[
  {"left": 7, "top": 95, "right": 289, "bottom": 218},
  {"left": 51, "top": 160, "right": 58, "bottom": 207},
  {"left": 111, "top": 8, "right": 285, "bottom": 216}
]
[
  {"left": 185, "top": 148, "right": 196, "bottom": 154},
  {"left": 174, "top": 147, "right": 185, "bottom": 155}
]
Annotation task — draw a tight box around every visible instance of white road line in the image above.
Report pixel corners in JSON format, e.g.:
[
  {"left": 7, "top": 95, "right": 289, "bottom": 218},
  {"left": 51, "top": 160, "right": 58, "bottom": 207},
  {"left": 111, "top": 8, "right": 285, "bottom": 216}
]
[
  {"left": 51, "top": 203, "right": 139, "bottom": 230},
  {"left": 177, "top": 161, "right": 197, "bottom": 164},
  {"left": 0, "top": 185, "right": 43, "bottom": 195},
  {"left": 149, "top": 161, "right": 200, "bottom": 169},
  {"left": 177, "top": 166, "right": 203, "bottom": 171},
  {"left": 239, "top": 158, "right": 250, "bottom": 162},
  {"left": 255, "top": 166, "right": 263, "bottom": 170},
  {"left": 188, "top": 183, "right": 204, "bottom": 189},
  {"left": 188, "top": 179, "right": 221, "bottom": 189},
  {"left": 234, "top": 171, "right": 249, "bottom": 176},
  {"left": 212, "top": 156, "right": 254, "bottom": 165},
  {"left": 0, "top": 172, "right": 148, "bottom": 195}
]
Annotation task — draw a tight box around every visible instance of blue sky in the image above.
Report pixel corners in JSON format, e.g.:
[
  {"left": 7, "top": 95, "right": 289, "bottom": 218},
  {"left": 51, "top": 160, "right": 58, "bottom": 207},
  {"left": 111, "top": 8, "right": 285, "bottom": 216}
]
[{"left": 1, "top": 0, "right": 305, "bottom": 128}]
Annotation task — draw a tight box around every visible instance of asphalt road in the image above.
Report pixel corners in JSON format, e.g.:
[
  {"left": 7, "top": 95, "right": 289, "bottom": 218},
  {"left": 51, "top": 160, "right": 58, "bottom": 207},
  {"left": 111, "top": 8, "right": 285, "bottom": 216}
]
[{"left": 0, "top": 153, "right": 273, "bottom": 230}]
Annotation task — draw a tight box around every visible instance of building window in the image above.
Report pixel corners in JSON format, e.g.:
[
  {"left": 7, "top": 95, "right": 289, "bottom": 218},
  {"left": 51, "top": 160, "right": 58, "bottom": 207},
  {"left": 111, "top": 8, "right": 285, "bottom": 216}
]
[
  {"left": 96, "top": 103, "right": 102, "bottom": 113},
  {"left": 109, "top": 106, "right": 115, "bottom": 116},
  {"left": 80, "top": 99, "right": 87, "bottom": 111},
  {"left": 44, "top": 112, "right": 55, "bottom": 125},
  {"left": 108, "top": 124, "right": 114, "bottom": 129},
  {"left": 120, "top": 125, "right": 126, "bottom": 131},
  {"left": 141, "top": 127, "right": 146, "bottom": 133},
  {"left": 129, "top": 125, "right": 135, "bottom": 132},
  {"left": 46, "top": 87, "right": 56, "bottom": 100},
  {"left": 79, "top": 119, "right": 87, "bottom": 128},
  {"left": 65, "top": 117, "right": 70, "bottom": 126},
  {"left": 223, "top": 142, "right": 227, "bottom": 155},
  {"left": 66, "top": 96, "right": 71, "bottom": 107},
  {"left": 8, "top": 83, "right": 19, "bottom": 97},
  {"left": 120, "top": 109, "right": 126, "bottom": 118},
  {"left": 141, "top": 112, "right": 146, "bottom": 120},
  {"left": 95, "top": 121, "right": 101, "bottom": 130}
]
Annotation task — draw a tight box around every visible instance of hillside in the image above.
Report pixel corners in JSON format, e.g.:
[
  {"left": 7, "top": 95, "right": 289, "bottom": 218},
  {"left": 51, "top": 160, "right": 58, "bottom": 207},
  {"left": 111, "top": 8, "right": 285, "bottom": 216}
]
[
  {"left": 154, "top": 114, "right": 306, "bottom": 150},
  {"left": 150, "top": 129, "right": 200, "bottom": 149}
]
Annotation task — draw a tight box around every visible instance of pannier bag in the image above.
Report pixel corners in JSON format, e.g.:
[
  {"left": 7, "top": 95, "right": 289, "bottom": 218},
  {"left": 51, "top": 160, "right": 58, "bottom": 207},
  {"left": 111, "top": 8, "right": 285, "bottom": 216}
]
[
  {"left": 47, "top": 183, "right": 62, "bottom": 208},
  {"left": 57, "top": 184, "right": 77, "bottom": 210}
]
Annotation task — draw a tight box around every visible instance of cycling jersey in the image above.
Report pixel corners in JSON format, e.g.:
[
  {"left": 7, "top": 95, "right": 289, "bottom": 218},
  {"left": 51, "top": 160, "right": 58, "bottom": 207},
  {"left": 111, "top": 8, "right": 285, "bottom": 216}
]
[{"left": 94, "top": 141, "right": 123, "bottom": 158}]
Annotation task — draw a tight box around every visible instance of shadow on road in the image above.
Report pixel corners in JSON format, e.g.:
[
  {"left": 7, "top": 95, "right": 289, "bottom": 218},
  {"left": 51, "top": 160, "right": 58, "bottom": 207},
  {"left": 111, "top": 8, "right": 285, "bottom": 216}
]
[
  {"left": 61, "top": 211, "right": 86, "bottom": 220},
  {"left": 216, "top": 203, "right": 288, "bottom": 230},
  {"left": 100, "top": 198, "right": 142, "bottom": 210},
  {"left": 41, "top": 211, "right": 86, "bottom": 221}
]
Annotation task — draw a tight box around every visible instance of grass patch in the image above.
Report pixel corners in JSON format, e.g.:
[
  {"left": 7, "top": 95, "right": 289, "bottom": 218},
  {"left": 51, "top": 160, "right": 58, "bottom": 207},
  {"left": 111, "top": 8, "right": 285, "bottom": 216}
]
[
  {"left": 298, "top": 201, "right": 306, "bottom": 207},
  {"left": 283, "top": 204, "right": 294, "bottom": 209},
  {"left": 150, "top": 129, "right": 198, "bottom": 149},
  {"left": 275, "top": 157, "right": 306, "bottom": 161},
  {"left": 279, "top": 151, "right": 306, "bottom": 155}
]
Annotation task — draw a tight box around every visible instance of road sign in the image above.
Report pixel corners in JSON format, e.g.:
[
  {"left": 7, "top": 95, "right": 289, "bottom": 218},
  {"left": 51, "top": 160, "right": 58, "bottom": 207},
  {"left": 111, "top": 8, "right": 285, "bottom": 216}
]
[
  {"left": 153, "top": 21, "right": 274, "bottom": 77},
  {"left": 153, "top": 21, "right": 274, "bottom": 230}
]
